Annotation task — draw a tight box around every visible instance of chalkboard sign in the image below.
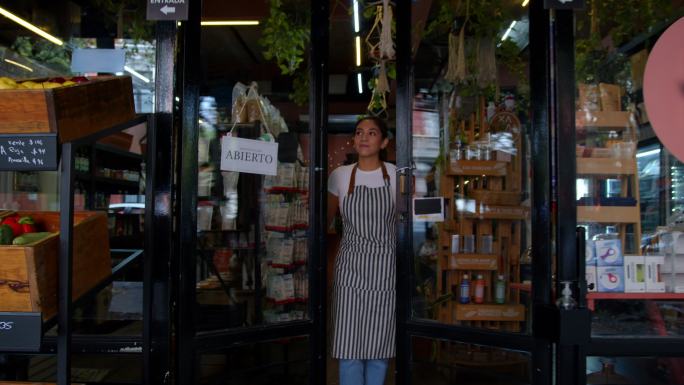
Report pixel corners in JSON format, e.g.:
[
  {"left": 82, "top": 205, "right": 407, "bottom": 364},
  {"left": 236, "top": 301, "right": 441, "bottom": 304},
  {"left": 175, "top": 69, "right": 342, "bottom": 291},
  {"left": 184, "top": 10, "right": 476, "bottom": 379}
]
[
  {"left": 413, "top": 197, "right": 445, "bottom": 222},
  {"left": 0, "top": 134, "right": 58, "bottom": 171},
  {"left": 0, "top": 312, "right": 42, "bottom": 352}
]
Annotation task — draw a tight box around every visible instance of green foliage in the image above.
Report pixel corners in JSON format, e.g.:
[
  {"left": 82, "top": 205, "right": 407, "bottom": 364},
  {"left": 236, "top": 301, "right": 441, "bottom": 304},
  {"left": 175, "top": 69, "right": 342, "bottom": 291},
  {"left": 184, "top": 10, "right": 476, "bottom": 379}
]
[
  {"left": 91, "top": 0, "right": 154, "bottom": 43},
  {"left": 259, "top": 0, "right": 310, "bottom": 76},
  {"left": 12, "top": 36, "right": 71, "bottom": 72},
  {"left": 290, "top": 71, "right": 309, "bottom": 106},
  {"left": 497, "top": 39, "right": 529, "bottom": 99},
  {"left": 594, "top": 0, "right": 673, "bottom": 48},
  {"left": 423, "top": 0, "right": 457, "bottom": 40}
]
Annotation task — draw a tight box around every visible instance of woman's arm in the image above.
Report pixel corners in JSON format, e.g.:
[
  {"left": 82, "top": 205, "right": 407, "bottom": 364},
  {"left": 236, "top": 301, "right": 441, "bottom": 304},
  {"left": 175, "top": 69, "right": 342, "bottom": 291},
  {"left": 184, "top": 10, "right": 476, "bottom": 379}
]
[{"left": 327, "top": 193, "right": 339, "bottom": 233}]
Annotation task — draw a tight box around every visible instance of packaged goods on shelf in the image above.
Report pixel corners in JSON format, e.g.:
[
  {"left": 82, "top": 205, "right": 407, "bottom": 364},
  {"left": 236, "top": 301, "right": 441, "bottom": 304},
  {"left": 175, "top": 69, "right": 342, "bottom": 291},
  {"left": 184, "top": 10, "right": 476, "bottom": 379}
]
[
  {"left": 597, "top": 266, "right": 625, "bottom": 293},
  {"left": 623, "top": 255, "right": 646, "bottom": 293}
]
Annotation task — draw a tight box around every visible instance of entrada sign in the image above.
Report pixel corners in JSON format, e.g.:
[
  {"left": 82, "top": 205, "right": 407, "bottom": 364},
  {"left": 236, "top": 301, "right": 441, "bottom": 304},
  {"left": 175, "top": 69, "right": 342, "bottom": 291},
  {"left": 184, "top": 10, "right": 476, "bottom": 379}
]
[{"left": 146, "top": 0, "right": 188, "bottom": 21}]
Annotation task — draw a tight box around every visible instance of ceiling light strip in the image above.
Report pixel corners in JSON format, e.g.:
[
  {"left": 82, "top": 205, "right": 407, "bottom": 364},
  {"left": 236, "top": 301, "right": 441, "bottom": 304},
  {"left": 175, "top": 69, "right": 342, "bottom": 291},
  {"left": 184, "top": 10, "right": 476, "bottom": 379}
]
[
  {"left": 357, "top": 73, "right": 363, "bottom": 94},
  {"left": 124, "top": 66, "right": 150, "bottom": 83},
  {"left": 353, "top": 0, "right": 360, "bottom": 33},
  {"left": 355, "top": 36, "right": 362, "bottom": 67},
  {"left": 0, "top": 6, "right": 63, "bottom": 46},
  {"left": 522, "top": 0, "right": 530, "bottom": 7},
  {"left": 501, "top": 20, "right": 517, "bottom": 42},
  {"left": 201, "top": 20, "right": 260, "bottom": 26},
  {"left": 4, "top": 59, "right": 33, "bottom": 72}
]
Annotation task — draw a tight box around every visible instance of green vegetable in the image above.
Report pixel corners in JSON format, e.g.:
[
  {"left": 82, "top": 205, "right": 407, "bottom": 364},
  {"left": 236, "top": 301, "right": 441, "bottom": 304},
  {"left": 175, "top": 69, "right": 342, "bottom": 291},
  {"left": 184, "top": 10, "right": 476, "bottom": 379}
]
[
  {"left": 0, "top": 224, "right": 13, "bottom": 245},
  {"left": 11, "top": 232, "right": 52, "bottom": 246}
]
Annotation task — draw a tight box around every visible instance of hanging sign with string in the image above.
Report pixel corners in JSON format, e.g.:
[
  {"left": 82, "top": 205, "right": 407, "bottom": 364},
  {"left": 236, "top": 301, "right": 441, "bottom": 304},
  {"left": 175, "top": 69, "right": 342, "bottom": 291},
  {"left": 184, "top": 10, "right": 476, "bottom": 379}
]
[{"left": 220, "top": 83, "right": 278, "bottom": 176}]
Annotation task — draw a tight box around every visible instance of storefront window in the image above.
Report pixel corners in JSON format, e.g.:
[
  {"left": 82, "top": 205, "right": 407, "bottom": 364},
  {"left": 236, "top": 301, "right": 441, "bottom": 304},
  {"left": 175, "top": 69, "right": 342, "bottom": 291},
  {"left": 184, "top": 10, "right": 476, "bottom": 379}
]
[
  {"left": 196, "top": 0, "right": 311, "bottom": 330},
  {"left": 411, "top": 0, "right": 533, "bottom": 334},
  {"left": 575, "top": 2, "right": 684, "bottom": 337},
  {"left": 587, "top": 356, "right": 684, "bottom": 385}
]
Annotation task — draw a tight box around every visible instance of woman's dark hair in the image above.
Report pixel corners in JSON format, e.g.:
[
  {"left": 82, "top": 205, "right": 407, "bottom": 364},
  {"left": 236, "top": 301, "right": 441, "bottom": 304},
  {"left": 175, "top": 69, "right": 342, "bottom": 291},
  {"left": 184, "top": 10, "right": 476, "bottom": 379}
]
[{"left": 355, "top": 116, "right": 389, "bottom": 139}]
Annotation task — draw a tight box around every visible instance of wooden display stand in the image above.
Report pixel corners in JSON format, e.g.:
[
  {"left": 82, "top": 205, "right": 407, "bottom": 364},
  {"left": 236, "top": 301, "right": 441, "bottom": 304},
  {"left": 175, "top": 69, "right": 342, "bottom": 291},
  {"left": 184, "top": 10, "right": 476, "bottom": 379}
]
[
  {"left": 436, "top": 104, "right": 528, "bottom": 334},
  {"left": 576, "top": 110, "right": 642, "bottom": 254}
]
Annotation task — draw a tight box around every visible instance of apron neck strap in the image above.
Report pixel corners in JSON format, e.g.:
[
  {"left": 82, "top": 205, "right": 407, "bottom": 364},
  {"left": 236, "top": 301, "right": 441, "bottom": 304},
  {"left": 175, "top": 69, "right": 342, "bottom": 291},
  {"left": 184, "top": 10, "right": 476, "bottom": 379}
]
[{"left": 347, "top": 162, "right": 389, "bottom": 196}]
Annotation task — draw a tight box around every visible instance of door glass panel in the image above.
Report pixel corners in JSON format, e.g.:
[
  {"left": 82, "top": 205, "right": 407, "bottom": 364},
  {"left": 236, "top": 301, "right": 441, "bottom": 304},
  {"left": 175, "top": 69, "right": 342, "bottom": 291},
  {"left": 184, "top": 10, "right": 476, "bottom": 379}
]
[
  {"left": 196, "top": 0, "right": 311, "bottom": 331},
  {"left": 587, "top": 356, "right": 684, "bottom": 385},
  {"left": 574, "top": 2, "right": 684, "bottom": 337},
  {"left": 412, "top": 336, "right": 531, "bottom": 385},
  {"left": 197, "top": 337, "right": 309, "bottom": 384},
  {"left": 411, "top": 1, "right": 533, "bottom": 333}
]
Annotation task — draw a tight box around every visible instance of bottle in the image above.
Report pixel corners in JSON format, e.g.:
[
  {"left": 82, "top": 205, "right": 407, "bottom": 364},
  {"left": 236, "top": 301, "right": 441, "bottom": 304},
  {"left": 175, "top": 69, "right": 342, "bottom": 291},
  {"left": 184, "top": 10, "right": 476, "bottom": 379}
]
[
  {"left": 459, "top": 275, "right": 470, "bottom": 304},
  {"left": 494, "top": 275, "right": 506, "bottom": 304},
  {"left": 474, "top": 275, "right": 485, "bottom": 304},
  {"left": 605, "top": 130, "right": 620, "bottom": 149},
  {"left": 555, "top": 281, "right": 577, "bottom": 310}
]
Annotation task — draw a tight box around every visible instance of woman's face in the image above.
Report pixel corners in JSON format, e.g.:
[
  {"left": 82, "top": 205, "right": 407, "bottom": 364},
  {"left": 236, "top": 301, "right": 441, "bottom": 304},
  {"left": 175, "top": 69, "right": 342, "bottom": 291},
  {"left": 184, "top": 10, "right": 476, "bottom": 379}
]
[{"left": 353, "top": 119, "right": 389, "bottom": 159}]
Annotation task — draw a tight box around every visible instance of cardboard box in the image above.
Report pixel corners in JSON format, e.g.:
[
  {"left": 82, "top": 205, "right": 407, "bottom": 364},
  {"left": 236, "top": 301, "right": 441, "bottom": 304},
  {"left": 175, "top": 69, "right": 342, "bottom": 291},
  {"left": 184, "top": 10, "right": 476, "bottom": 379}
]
[
  {"left": 596, "top": 239, "right": 622, "bottom": 266},
  {"left": 586, "top": 265, "right": 598, "bottom": 292},
  {"left": 645, "top": 255, "right": 666, "bottom": 293},
  {"left": 623, "top": 255, "right": 646, "bottom": 292},
  {"left": 597, "top": 266, "right": 625, "bottom": 292}
]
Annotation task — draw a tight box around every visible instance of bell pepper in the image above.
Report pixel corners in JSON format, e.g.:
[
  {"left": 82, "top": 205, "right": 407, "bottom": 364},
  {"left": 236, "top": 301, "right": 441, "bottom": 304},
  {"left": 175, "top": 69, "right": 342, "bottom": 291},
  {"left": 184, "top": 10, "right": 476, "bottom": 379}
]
[
  {"left": 17, "top": 216, "right": 36, "bottom": 233},
  {"left": 11, "top": 232, "right": 52, "bottom": 245},
  {"left": 1, "top": 216, "right": 23, "bottom": 237}
]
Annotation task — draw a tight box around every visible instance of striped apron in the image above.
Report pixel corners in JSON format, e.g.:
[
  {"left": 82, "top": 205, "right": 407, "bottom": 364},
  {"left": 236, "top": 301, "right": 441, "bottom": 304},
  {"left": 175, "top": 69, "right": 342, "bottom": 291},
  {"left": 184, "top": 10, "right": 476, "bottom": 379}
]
[{"left": 331, "top": 163, "right": 396, "bottom": 359}]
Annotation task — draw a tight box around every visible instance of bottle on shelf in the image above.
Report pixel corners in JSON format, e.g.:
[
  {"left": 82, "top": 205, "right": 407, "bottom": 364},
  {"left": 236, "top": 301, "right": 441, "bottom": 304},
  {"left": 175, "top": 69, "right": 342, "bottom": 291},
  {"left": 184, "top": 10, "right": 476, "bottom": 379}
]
[
  {"left": 459, "top": 274, "right": 470, "bottom": 304},
  {"left": 474, "top": 274, "right": 485, "bottom": 304},
  {"left": 494, "top": 275, "right": 506, "bottom": 304}
]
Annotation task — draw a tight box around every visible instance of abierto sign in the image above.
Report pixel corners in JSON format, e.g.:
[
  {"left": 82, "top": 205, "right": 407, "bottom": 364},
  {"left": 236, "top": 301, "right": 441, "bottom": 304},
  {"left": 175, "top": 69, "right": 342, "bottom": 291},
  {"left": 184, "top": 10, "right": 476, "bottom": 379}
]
[{"left": 220, "top": 136, "right": 278, "bottom": 176}]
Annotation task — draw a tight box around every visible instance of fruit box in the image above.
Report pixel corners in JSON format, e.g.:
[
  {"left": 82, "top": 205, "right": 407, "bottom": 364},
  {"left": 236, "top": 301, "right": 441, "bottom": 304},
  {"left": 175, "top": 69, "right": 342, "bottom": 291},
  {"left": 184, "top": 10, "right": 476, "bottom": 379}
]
[
  {"left": 0, "top": 76, "right": 135, "bottom": 143},
  {"left": 0, "top": 211, "right": 111, "bottom": 320}
]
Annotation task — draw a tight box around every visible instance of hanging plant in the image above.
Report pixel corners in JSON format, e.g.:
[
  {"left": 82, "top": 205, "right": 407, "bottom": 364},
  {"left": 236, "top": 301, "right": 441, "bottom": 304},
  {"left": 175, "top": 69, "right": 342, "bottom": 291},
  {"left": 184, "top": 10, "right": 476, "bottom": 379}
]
[{"left": 259, "top": 0, "right": 310, "bottom": 76}]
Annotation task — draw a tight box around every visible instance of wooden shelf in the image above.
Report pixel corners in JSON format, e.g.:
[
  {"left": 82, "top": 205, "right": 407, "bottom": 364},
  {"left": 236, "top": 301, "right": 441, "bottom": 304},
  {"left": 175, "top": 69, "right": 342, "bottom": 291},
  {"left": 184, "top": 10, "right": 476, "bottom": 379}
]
[
  {"left": 454, "top": 303, "right": 525, "bottom": 321},
  {"left": 458, "top": 204, "right": 529, "bottom": 220},
  {"left": 576, "top": 157, "right": 637, "bottom": 175},
  {"left": 467, "top": 190, "right": 522, "bottom": 206},
  {"left": 446, "top": 254, "right": 498, "bottom": 270},
  {"left": 577, "top": 205, "right": 640, "bottom": 223},
  {"left": 447, "top": 160, "right": 508, "bottom": 176},
  {"left": 510, "top": 282, "right": 531, "bottom": 292},
  {"left": 576, "top": 110, "right": 633, "bottom": 129}
]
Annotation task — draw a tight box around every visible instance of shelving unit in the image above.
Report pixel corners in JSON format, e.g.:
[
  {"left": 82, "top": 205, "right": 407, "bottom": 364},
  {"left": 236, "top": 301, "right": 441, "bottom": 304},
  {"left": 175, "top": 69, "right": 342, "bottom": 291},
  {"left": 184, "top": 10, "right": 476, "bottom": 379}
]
[
  {"left": 436, "top": 106, "right": 528, "bottom": 334},
  {"left": 577, "top": 110, "right": 642, "bottom": 254}
]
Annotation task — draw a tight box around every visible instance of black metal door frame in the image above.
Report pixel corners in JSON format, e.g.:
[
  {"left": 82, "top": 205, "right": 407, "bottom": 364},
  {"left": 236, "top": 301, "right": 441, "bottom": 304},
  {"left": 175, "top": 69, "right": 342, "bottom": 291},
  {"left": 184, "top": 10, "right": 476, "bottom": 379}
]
[
  {"left": 395, "top": 1, "right": 555, "bottom": 384},
  {"left": 173, "top": 1, "right": 328, "bottom": 384}
]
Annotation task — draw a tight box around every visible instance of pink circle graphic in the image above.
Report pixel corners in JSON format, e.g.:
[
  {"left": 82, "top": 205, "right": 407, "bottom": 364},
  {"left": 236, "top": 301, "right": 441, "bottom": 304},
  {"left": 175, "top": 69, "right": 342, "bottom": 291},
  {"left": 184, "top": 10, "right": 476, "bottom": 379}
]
[{"left": 643, "top": 17, "right": 684, "bottom": 162}]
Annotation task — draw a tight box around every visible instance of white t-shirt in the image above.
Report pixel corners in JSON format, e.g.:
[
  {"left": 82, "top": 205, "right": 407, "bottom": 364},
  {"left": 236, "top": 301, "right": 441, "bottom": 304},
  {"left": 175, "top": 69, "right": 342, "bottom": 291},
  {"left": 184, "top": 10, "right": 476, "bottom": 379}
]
[{"left": 328, "top": 162, "right": 396, "bottom": 206}]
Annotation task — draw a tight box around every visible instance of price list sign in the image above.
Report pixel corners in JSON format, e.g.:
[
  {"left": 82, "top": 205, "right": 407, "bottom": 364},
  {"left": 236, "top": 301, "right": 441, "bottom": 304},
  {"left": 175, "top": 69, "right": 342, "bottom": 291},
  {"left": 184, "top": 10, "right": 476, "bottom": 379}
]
[{"left": 0, "top": 135, "right": 58, "bottom": 171}]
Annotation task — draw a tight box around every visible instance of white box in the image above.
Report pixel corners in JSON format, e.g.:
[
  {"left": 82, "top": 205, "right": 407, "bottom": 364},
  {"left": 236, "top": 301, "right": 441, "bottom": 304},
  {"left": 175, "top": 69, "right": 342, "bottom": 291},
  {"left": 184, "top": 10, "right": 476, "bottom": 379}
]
[
  {"left": 623, "top": 255, "right": 646, "bottom": 293},
  {"left": 586, "top": 239, "right": 596, "bottom": 266},
  {"left": 597, "top": 266, "right": 625, "bottom": 293},
  {"left": 585, "top": 265, "right": 598, "bottom": 292},
  {"left": 645, "top": 255, "right": 666, "bottom": 293}
]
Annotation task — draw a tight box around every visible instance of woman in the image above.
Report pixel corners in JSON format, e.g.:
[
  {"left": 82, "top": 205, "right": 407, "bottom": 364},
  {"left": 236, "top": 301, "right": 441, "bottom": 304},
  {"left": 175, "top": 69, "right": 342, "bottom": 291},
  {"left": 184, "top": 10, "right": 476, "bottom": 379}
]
[{"left": 328, "top": 116, "right": 396, "bottom": 385}]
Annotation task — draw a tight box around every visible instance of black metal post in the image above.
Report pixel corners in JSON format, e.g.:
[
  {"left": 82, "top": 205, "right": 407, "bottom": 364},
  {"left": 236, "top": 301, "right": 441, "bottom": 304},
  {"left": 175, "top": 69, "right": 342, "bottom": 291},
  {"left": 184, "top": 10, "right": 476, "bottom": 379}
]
[
  {"left": 143, "top": 19, "right": 179, "bottom": 385},
  {"left": 395, "top": 0, "right": 413, "bottom": 383},
  {"left": 58, "top": 142, "right": 75, "bottom": 385},
  {"left": 529, "top": 0, "right": 554, "bottom": 384},
  {"left": 308, "top": 0, "right": 329, "bottom": 383},
  {"left": 176, "top": 0, "right": 202, "bottom": 382}
]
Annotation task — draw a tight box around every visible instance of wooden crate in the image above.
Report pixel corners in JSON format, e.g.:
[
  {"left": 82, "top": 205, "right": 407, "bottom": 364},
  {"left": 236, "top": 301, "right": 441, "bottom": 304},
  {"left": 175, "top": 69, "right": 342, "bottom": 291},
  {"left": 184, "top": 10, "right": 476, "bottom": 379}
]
[
  {"left": 0, "top": 76, "right": 135, "bottom": 142},
  {"left": 0, "top": 211, "right": 111, "bottom": 320}
]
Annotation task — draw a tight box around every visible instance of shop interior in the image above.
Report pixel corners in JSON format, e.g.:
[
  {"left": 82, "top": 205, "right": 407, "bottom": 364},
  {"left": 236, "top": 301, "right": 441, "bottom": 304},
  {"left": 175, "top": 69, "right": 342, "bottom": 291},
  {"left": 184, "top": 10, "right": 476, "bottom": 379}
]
[{"left": 0, "top": 0, "right": 682, "bottom": 384}]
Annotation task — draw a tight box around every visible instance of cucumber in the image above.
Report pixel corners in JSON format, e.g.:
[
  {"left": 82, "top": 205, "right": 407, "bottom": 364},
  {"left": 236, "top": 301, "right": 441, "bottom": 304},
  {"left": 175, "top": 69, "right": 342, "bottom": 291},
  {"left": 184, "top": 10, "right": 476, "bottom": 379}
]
[
  {"left": 0, "top": 224, "right": 12, "bottom": 245},
  {"left": 11, "top": 232, "right": 53, "bottom": 245}
]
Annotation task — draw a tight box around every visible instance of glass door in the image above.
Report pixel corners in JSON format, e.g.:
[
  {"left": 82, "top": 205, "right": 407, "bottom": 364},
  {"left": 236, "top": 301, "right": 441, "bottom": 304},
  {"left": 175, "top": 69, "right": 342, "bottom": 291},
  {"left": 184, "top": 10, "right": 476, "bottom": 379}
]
[
  {"left": 175, "top": 1, "right": 327, "bottom": 384},
  {"left": 395, "top": 1, "right": 553, "bottom": 384},
  {"left": 565, "top": 2, "right": 684, "bottom": 384}
]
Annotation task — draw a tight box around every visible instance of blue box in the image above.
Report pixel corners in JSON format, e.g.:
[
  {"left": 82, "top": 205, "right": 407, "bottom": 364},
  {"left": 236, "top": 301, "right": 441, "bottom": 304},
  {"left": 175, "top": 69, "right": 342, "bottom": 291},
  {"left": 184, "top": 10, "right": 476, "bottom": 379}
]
[
  {"left": 597, "top": 266, "right": 625, "bottom": 292},
  {"left": 595, "top": 239, "right": 623, "bottom": 266}
]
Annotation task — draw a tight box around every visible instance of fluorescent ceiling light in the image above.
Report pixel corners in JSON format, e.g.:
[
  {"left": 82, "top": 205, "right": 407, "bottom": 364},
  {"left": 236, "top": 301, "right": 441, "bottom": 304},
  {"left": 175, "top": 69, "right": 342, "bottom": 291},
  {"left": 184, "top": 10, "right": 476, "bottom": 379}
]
[
  {"left": 353, "top": 0, "right": 360, "bottom": 33},
  {"left": 201, "top": 20, "right": 259, "bottom": 26},
  {"left": 124, "top": 66, "right": 150, "bottom": 83},
  {"left": 4, "top": 58, "right": 33, "bottom": 72},
  {"left": 355, "top": 36, "right": 362, "bottom": 66},
  {"left": 0, "top": 6, "right": 63, "bottom": 46},
  {"left": 501, "top": 20, "right": 517, "bottom": 41},
  {"left": 636, "top": 148, "right": 661, "bottom": 158},
  {"left": 522, "top": 0, "right": 529, "bottom": 7},
  {"left": 357, "top": 73, "right": 363, "bottom": 94}
]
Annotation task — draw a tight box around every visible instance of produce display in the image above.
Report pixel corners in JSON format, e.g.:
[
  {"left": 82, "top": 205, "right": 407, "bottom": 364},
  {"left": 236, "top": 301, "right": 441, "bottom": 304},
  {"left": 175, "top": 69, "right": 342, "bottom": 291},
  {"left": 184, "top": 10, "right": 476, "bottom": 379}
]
[
  {"left": 0, "top": 213, "right": 55, "bottom": 245},
  {"left": 0, "top": 76, "right": 89, "bottom": 90}
]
